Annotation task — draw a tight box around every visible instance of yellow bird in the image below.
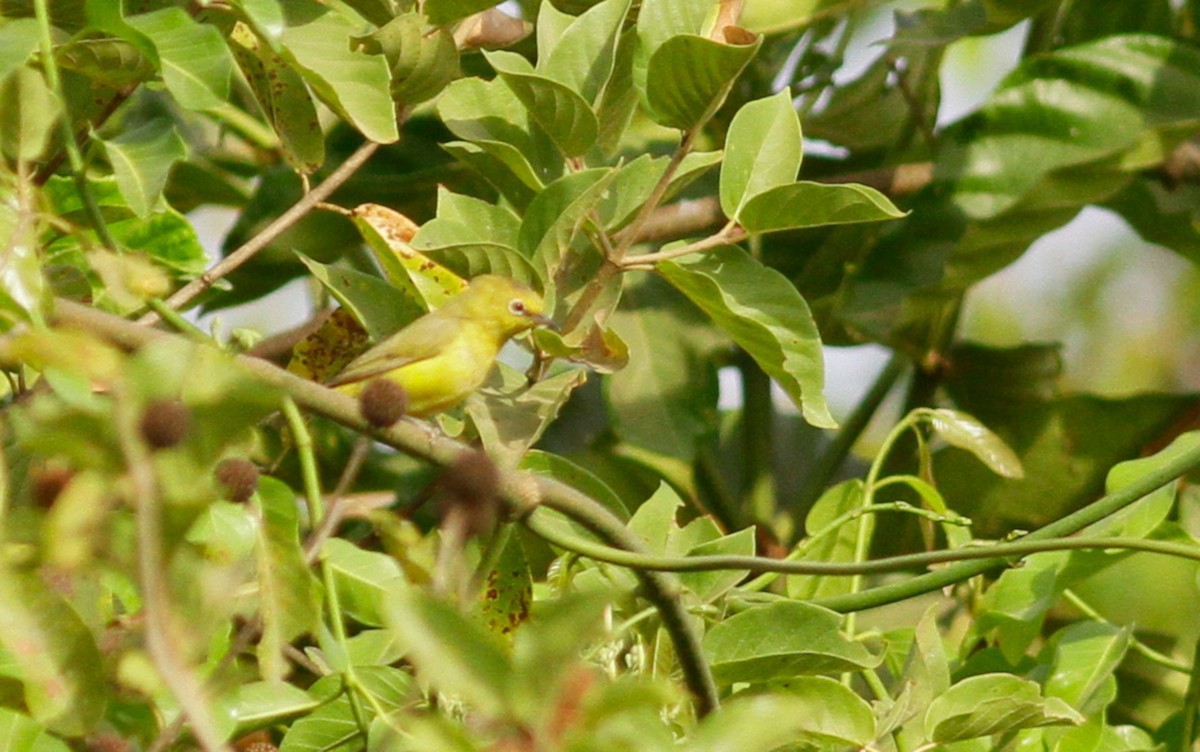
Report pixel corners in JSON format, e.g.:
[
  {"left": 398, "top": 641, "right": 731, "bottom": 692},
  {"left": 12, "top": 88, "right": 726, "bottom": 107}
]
[{"left": 326, "top": 275, "right": 552, "bottom": 417}]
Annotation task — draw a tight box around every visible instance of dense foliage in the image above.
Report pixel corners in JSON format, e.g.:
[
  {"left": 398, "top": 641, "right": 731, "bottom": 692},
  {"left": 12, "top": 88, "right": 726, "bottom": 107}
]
[{"left": 3, "top": 0, "right": 1200, "bottom": 750}]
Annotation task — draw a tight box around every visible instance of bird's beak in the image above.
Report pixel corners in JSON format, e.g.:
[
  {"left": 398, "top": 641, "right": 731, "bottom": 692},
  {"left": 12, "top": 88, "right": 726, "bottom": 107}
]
[{"left": 531, "top": 313, "right": 558, "bottom": 331}]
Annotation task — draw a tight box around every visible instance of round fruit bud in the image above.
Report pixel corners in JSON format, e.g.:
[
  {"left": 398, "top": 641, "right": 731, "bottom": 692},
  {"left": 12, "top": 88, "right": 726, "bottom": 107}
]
[
  {"left": 240, "top": 742, "right": 278, "bottom": 752},
  {"left": 87, "top": 733, "right": 133, "bottom": 752},
  {"left": 139, "top": 399, "right": 191, "bottom": 449},
  {"left": 215, "top": 458, "right": 259, "bottom": 503},
  {"left": 437, "top": 450, "right": 501, "bottom": 539},
  {"left": 359, "top": 378, "right": 408, "bottom": 427},
  {"left": 31, "top": 464, "right": 74, "bottom": 508}
]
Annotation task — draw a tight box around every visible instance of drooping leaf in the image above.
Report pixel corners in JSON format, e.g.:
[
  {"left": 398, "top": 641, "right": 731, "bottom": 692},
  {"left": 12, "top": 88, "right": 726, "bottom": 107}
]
[
  {"left": 923, "top": 408, "right": 1024, "bottom": 479},
  {"left": 321, "top": 538, "right": 408, "bottom": 628},
  {"left": 385, "top": 589, "right": 514, "bottom": 718},
  {"left": 227, "top": 20, "right": 324, "bottom": 173},
  {"left": 658, "top": 245, "right": 835, "bottom": 428}
]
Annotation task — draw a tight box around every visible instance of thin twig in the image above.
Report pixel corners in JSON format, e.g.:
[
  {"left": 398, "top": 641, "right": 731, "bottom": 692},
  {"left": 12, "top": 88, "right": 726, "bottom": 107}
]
[
  {"left": 141, "top": 141, "right": 380, "bottom": 324},
  {"left": 114, "top": 389, "right": 229, "bottom": 752}
]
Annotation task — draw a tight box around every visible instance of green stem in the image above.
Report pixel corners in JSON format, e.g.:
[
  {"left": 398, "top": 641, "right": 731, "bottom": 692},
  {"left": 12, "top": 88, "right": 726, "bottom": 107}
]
[
  {"left": 526, "top": 513, "right": 1200, "bottom": 574},
  {"left": 814, "top": 441, "right": 1200, "bottom": 612},
  {"left": 1061, "top": 589, "right": 1190, "bottom": 674},
  {"left": 741, "top": 499, "right": 969, "bottom": 592},
  {"left": 33, "top": 0, "right": 117, "bottom": 249},
  {"left": 145, "top": 299, "right": 210, "bottom": 341},
  {"left": 1182, "top": 634, "right": 1200, "bottom": 752},
  {"left": 281, "top": 400, "right": 369, "bottom": 734},
  {"left": 795, "top": 354, "right": 906, "bottom": 509}
]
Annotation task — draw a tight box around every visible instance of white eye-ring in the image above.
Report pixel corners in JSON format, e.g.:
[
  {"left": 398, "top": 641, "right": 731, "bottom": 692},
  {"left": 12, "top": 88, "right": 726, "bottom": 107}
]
[{"left": 508, "top": 299, "right": 526, "bottom": 315}]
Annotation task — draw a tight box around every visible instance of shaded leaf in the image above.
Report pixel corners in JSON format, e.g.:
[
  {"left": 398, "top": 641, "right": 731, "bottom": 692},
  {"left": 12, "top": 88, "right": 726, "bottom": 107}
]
[{"left": 685, "top": 687, "right": 874, "bottom": 751}]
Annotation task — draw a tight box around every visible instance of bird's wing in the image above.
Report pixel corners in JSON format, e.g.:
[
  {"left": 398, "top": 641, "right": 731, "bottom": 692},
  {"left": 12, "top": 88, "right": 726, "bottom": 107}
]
[{"left": 325, "top": 315, "right": 460, "bottom": 387}]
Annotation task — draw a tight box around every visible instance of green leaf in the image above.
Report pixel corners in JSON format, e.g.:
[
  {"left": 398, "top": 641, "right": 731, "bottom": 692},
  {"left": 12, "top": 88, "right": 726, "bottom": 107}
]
[
  {"left": 538, "top": 0, "right": 631, "bottom": 104},
  {"left": 1040, "top": 621, "right": 1129, "bottom": 714},
  {"left": 279, "top": 6, "right": 399, "bottom": 143},
  {"left": 437, "top": 75, "right": 559, "bottom": 186},
  {"left": 1090, "top": 430, "right": 1200, "bottom": 538},
  {"left": 0, "top": 569, "right": 107, "bottom": 737},
  {"left": 55, "top": 37, "right": 154, "bottom": 87},
  {"left": 519, "top": 450, "right": 629, "bottom": 519},
  {"left": 411, "top": 190, "right": 540, "bottom": 288},
  {"left": 125, "top": 8, "right": 233, "bottom": 111},
  {"left": 231, "top": 681, "right": 321, "bottom": 729},
  {"left": 278, "top": 676, "right": 361, "bottom": 752},
  {"left": 485, "top": 50, "right": 599, "bottom": 158},
  {"left": 720, "top": 90, "right": 802, "bottom": 220},
  {"left": 358, "top": 12, "right": 459, "bottom": 106},
  {"left": 738, "top": 181, "right": 907, "bottom": 234},
  {"left": 658, "top": 245, "right": 834, "bottom": 428},
  {"left": 255, "top": 477, "right": 322, "bottom": 682},
  {"left": 466, "top": 363, "right": 588, "bottom": 468},
  {"left": 601, "top": 150, "right": 722, "bottom": 232},
  {"left": 786, "top": 480, "right": 867, "bottom": 600},
  {"left": 385, "top": 589, "right": 514, "bottom": 718},
  {"left": 0, "top": 708, "right": 72, "bottom": 752},
  {"left": 98, "top": 118, "right": 187, "bottom": 218},
  {"left": 440, "top": 141, "right": 540, "bottom": 210},
  {"left": 633, "top": 0, "right": 708, "bottom": 94},
  {"left": 685, "top": 686, "right": 874, "bottom": 751},
  {"left": 923, "top": 408, "right": 1024, "bottom": 479},
  {"left": 472, "top": 529, "right": 531, "bottom": 641},
  {"left": 517, "top": 167, "right": 616, "bottom": 279},
  {"left": 678, "top": 526, "right": 755, "bottom": 603},
  {"left": 644, "top": 34, "right": 760, "bottom": 131},
  {"left": 321, "top": 537, "right": 407, "bottom": 628},
  {"left": 703, "top": 601, "right": 880, "bottom": 685},
  {"left": 0, "top": 67, "right": 60, "bottom": 163},
  {"left": 227, "top": 21, "right": 324, "bottom": 173},
  {"left": 924, "top": 674, "right": 1085, "bottom": 742},
  {"left": 295, "top": 253, "right": 423, "bottom": 342},
  {"left": 0, "top": 20, "right": 40, "bottom": 80}
]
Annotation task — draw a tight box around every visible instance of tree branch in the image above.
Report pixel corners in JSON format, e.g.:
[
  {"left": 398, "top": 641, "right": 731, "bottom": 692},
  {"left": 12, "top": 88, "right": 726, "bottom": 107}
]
[{"left": 140, "top": 140, "right": 380, "bottom": 325}]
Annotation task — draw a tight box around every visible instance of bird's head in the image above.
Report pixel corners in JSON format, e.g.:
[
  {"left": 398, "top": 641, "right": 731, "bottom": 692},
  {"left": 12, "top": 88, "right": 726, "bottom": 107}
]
[{"left": 460, "top": 275, "right": 554, "bottom": 337}]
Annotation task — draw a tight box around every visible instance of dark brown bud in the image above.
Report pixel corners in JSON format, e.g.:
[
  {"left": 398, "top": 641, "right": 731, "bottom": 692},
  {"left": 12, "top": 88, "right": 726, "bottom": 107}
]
[
  {"left": 31, "top": 464, "right": 74, "bottom": 508},
  {"left": 215, "top": 458, "right": 259, "bottom": 503},
  {"left": 239, "top": 742, "right": 278, "bottom": 752},
  {"left": 359, "top": 378, "right": 408, "bottom": 427},
  {"left": 437, "top": 450, "right": 501, "bottom": 539},
  {"left": 139, "top": 399, "right": 191, "bottom": 449}
]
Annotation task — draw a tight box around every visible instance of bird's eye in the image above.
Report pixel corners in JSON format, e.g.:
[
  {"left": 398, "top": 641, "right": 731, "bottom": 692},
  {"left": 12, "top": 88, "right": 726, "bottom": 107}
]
[{"left": 508, "top": 299, "right": 526, "bottom": 315}]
